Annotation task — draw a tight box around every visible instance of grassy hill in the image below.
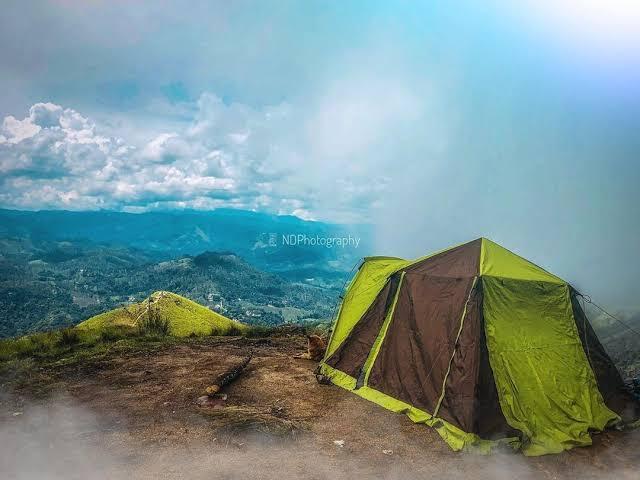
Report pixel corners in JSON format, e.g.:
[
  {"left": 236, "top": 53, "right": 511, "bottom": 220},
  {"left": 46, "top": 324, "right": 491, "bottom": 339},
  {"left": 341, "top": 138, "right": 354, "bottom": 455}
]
[{"left": 78, "top": 291, "right": 246, "bottom": 337}]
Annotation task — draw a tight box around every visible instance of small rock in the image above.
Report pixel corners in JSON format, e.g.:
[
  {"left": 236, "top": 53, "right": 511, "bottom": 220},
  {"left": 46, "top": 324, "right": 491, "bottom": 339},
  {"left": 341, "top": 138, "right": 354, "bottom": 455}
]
[
  {"left": 382, "top": 449, "right": 393, "bottom": 455},
  {"left": 333, "top": 440, "right": 345, "bottom": 448},
  {"left": 12, "top": 412, "right": 23, "bottom": 417},
  {"left": 196, "top": 395, "right": 226, "bottom": 408}
]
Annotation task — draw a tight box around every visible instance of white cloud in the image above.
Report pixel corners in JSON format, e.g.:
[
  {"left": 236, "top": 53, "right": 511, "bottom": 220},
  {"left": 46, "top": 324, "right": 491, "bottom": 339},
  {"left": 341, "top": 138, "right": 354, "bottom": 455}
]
[
  {"left": 140, "top": 133, "right": 186, "bottom": 163},
  {"left": 0, "top": 80, "right": 440, "bottom": 221},
  {"left": 0, "top": 99, "right": 296, "bottom": 214},
  {"left": 2, "top": 115, "right": 40, "bottom": 144},
  {"left": 0, "top": 105, "right": 121, "bottom": 180},
  {"left": 29, "top": 102, "right": 64, "bottom": 128}
]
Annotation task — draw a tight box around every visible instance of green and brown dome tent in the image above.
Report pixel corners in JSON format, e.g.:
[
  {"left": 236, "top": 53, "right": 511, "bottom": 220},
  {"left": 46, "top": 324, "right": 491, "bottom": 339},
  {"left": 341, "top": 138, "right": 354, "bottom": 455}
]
[{"left": 318, "top": 238, "right": 639, "bottom": 456}]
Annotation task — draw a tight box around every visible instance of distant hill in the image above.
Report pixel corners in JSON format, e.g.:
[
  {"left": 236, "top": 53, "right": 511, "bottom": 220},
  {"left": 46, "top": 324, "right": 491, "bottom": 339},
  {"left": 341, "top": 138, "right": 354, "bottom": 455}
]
[
  {"left": 78, "top": 291, "right": 246, "bottom": 337},
  {"left": 0, "top": 208, "right": 368, "bottom": 338},
  {"left": 587, "top": 308, "right": 640, "bottom": 379},
  {"left": 0, "top": 208, "right": 371, "bottom": 275}
]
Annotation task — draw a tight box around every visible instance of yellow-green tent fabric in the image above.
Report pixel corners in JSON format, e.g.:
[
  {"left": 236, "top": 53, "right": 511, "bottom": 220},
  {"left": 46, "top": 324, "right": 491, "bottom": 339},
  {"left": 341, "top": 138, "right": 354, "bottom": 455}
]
[{"left": 319, "top": 238, "right": 639, "bottom": 455}]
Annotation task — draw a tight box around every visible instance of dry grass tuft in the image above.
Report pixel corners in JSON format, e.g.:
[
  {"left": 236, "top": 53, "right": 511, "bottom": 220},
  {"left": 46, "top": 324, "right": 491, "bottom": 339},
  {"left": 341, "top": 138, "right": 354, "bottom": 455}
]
[{"left": 200, "top": 405, "right": 304, "bottom": 438}]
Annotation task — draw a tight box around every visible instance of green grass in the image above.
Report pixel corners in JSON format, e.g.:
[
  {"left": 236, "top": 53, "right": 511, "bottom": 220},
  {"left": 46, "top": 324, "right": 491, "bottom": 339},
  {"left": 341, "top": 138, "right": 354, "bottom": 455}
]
[
  {"left": 77, "top": 291, "right": 247, "bottom": 338},
  {"left": 1, "top": 325, "right": 229, "bottom": 365},
  {"left": 0, "top": 291, "right": 327, "bottom": 366},
  {"left": 0, "top": 327, "right": 123, "bottom": 363},
  {"left": 0, "top": 322, "right": 298, "bottom": 367},
  {"left": 0, "top": 331, "right": 59, "bottom": 361},
  {"left": 0, "top": 321, "right": 325, "bottom": 364},
  {"left": 0, "top": 291, "right": 251, "bottom": 363}
]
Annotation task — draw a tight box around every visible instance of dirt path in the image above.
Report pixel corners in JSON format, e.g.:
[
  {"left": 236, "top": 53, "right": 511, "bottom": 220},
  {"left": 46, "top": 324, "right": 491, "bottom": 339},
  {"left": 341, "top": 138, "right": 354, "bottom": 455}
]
[{"left": 1, "top": 335, "right": 639, "bottom": 479}]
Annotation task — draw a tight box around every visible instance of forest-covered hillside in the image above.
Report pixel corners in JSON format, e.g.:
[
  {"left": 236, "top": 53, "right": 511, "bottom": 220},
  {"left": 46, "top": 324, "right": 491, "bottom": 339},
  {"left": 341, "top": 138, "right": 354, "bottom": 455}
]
[{"left": 0, "top": 236, "right": 343, "bottom": 337}]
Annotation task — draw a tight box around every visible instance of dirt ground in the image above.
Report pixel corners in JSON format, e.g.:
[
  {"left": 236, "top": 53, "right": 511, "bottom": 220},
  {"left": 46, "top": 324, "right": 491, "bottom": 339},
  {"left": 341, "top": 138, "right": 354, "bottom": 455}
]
[{"left": 1, "top": 335, "right": 639, "bottom": 480}]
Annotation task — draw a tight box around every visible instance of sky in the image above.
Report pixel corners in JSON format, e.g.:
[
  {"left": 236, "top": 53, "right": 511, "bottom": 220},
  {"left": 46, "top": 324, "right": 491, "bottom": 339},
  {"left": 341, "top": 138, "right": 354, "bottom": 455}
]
[{"left": 0, "top": 0, "right": 639, "bottom": 305}]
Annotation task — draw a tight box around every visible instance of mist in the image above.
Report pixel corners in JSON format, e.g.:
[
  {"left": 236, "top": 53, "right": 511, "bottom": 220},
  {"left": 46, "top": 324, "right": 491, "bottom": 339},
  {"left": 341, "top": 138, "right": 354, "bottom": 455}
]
[{"left": 1, "top": 394, "right": 638, "bottom": 480}]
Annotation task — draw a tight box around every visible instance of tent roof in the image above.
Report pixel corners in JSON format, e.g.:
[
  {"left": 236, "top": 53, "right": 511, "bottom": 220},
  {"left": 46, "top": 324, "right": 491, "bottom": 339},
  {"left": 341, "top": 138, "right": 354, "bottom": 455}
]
[
  {"left": 362, "top": 237, "right": 564, "bottom": 284},
  {"left": 479, "top": 237, "right": 564, "bottom": 283}
]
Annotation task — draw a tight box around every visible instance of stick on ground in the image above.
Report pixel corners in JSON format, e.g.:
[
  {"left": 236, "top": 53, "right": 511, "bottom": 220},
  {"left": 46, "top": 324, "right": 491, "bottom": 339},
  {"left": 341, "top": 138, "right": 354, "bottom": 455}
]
[{"left": 205, "top": 352, "right": 253, "bottom": 396}]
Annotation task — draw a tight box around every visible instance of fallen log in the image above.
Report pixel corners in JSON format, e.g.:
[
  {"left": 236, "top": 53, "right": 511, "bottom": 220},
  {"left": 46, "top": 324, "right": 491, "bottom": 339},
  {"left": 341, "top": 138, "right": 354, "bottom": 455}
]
[{"left": 205, "top": 352, "right": 253, "bottom": 396}]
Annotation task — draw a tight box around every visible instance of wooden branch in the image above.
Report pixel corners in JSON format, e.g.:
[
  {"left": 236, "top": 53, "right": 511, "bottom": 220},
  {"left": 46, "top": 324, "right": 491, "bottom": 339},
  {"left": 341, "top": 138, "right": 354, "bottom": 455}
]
[{"left": 205, "top": 352, "right": 252, "bottom": 396}]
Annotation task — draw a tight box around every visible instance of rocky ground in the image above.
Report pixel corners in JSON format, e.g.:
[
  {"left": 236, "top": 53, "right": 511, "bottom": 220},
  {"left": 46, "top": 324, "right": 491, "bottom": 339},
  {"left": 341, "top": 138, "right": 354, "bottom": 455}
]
[{"left": 1, "top": 334, "right": 639, "bottom": 479}]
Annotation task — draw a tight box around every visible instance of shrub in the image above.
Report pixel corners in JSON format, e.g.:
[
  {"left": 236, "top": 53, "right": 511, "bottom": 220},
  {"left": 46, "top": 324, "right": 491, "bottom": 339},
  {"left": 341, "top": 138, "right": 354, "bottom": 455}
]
[
  {"left": 57, "top": 328, "right": 81, "bottom": 347},
  {"left": 210, "top": 325, "right": 246, "bottom": 337},
  {"left": 0, "top": 331, "right": 62, "bottom": 361},
  {"left": 99, "top": 327, "right": 131, "bottom": 343},
  {"left": 28, "top": 332, "right": 57, "bottom": 353},
  {"left": 138, "top": 312, "right": 170, "bottom": 336},
  {"left": 242, "top": 325, "right": 274, "bottom": 338},
  {"left": 0, "top": 337, "right": 34, "bottom": 361},
  {"left": 226, "top": 325, "right": 244, "bottom": 336}
]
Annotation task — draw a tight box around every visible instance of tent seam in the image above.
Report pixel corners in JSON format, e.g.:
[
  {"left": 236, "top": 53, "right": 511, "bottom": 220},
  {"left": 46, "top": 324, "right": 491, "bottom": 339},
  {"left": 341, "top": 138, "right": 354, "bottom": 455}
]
[
  {"left": 362, "top": 271, "right": 406, "bottom": 387},
  {"left": 433, "top": 276, "right": 478, "bottom": 417},
  {"left": 323, "top": 266, "right": 364, "bottom": 360}
]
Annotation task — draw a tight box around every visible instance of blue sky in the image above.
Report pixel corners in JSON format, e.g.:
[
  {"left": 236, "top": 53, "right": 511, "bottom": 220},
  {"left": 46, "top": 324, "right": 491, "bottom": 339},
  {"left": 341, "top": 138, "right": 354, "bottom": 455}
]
[{"left": 1, "top": 1, "right": 639, "bottom": 305}]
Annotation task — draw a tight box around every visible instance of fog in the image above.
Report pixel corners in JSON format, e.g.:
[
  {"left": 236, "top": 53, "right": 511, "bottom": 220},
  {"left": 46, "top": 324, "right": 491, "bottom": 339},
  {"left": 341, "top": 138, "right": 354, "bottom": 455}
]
[{"left": 2, "top": 395, "right": 638, "bottom": 480}]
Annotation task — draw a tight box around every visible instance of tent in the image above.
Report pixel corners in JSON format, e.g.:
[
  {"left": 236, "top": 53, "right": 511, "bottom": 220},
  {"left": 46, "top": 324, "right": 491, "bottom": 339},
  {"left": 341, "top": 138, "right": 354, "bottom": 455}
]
[{"left": 318, "top": 238, "right": 639, "bottom": 455}]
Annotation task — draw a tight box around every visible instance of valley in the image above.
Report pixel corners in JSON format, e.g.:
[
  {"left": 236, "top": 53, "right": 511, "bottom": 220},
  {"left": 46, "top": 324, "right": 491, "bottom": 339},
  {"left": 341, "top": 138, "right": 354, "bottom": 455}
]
[{"left": 0, "top": 236, "right": 343, "bottom": 338}]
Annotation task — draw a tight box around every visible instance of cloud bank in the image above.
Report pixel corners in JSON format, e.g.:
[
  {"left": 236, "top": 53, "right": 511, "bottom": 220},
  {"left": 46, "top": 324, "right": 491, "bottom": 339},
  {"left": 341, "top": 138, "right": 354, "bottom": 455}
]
[
  {"left": 0, "top": 75, "right": 433, "bottom": 222},
  {"left": 0, "top": 98, "right": 280, "bottom": 214}
]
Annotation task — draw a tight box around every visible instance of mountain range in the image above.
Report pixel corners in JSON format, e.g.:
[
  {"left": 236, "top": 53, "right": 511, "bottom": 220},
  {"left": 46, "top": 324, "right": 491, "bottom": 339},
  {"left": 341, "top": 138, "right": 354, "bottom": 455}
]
[
  {"left": 0, "top": 209, "right": 371, "bottom": 277},
  {"left": 0, "top": 208, "right": 371, "bottom": 337}
]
